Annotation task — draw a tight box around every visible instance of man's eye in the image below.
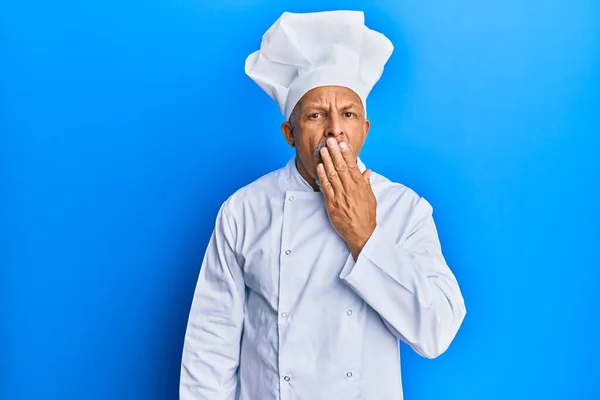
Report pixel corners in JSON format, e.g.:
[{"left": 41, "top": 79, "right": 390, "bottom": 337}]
[
  {"left": 308, "top": 113, "right": 322, "bottom": 119},
  {"left": 344, "top": 112, "right": 356, "bottom": 118}
]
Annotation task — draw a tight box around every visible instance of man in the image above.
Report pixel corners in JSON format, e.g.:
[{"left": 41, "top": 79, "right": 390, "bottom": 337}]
[{"left": 180, "top": 10, "right": 466, "bottom": 400}]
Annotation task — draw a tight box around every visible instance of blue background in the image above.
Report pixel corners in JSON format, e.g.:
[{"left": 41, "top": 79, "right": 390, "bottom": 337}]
[{"left": 2, "top": 0, "right": 599, "bottom": 399}]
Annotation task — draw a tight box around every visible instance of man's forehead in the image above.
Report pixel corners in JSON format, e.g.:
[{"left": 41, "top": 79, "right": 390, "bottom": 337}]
[{"left": 300, "top": 86, "right": 363, "bottom": 107}]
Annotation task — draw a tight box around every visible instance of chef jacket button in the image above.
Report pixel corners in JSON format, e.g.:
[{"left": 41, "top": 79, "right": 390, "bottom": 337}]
[
  {"left": 283, "top": 375, "right": 291, "bottom": 381},
  {"left": 346, "top": 372, "right": 353, "bottom": 378},
  {"left": 289, "top": 196, "right": 294, "bottom": 201},
  {"left": 285, "top": 250, "right": 291, "bottom": 255},
  {"left": 281, "top": 312, "right": 288, "bottom": 318},
  {"left": 346, "top": 309, "right": 353, "bottom": 316}
]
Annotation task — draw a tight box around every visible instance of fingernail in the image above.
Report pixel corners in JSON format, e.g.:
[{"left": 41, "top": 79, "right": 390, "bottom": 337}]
[
  {"left": 339, "top": 141, "right": 348, "bottom": 150},
  {"left": 327, "top": 138, "right": 337, "bottom": 147}
]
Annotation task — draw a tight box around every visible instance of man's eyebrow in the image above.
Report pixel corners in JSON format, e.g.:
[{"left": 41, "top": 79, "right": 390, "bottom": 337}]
[{"left": 302, "top": 103, "right": 328, "bottom": 112}]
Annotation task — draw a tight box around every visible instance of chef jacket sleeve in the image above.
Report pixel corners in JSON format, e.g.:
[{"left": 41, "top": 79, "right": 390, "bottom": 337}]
[
  {"left": 339, "top": 196, "right": 466, "bottom": 359},
  {"left": 180, "top": 201, "right": 245, "bottom": 400}
]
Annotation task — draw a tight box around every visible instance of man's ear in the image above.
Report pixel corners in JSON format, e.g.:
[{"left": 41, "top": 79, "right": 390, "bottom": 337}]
[
  {"left": 281, "top": 121, "right": 295, "bottom": 148},
  {"left": 363, "top": 118, "right": 371, "bottom": 141}
]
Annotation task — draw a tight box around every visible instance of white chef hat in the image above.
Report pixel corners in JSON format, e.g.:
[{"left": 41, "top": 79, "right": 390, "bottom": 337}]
[{"left": 244, "top": 10, "right": 394, "bottom": 120}]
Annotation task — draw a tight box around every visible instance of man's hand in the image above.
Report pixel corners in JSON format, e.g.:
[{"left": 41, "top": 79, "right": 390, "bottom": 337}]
[{"left": 317, "top": 137, "right": 377, "bottom": 260}]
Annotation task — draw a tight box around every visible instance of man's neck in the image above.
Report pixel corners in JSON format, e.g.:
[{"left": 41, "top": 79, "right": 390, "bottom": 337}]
[{"left": 294, "top": 156, "right": 320, "bottom": 192}]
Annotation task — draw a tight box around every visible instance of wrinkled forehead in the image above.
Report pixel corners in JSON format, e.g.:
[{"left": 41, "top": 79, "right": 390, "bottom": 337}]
[{"left": 297, "top": 86, "right": 365, "bottom": 110}]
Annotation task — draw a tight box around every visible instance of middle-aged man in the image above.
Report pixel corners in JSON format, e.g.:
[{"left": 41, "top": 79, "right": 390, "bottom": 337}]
[{"left": 180, "top": 10, "right": 467, "bottom": 400}]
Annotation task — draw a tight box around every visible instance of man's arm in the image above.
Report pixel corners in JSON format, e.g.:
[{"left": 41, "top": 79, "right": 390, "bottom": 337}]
[
  {"left": 180, "top": 201, "right": 245, "bottom": 400},
  {"left": 316, "top": 138, "right": 466, "bottom": 360},
  {"left": 339, "top": 196, "right": 466, "bottom": 359}
]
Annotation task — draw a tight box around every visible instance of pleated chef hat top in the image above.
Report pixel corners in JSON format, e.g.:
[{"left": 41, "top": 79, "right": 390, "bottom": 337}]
[{"left": 244, "top": 10, "right": 394, "bottom": 120}]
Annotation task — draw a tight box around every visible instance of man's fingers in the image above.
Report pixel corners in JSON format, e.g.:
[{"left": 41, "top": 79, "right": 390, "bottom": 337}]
[
  {"left": 320, "top": 146, "right": 343, "bottom": 194},
  {"left": 362, "top": 169, "right": 372, "bottom": 185},
  {"left": 339, "top": 141, "right": 362, "bottom": 182},
  {"left": 325, "top": 139, "right": 354, "bottom": 189},
  {"left": 317, "top": 163, "right": 335, "bottom": 198}
]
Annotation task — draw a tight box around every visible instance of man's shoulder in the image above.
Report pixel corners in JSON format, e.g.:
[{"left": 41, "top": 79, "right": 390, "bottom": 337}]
[
  {"left": 371, "top": 170, "right": 433, "bottom": 214},
  {"left": 220, "top": 163, "right": 288, "bottom": 216},
  {"left": 371, "top": 170, "right": 420, "bottom": 201}
]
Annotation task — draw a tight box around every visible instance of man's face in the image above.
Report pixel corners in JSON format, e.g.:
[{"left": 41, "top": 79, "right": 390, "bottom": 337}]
[{"left": 281, "top": 86, "right": 370, "bottom": 187}]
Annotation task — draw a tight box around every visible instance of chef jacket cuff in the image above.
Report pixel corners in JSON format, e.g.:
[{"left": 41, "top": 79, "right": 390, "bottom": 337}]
[
  {"left": 339, "top": 223, "right": 386, "bottom": 280},
  {"left": 339, "top": 224, "right": 419, "bottom": 295}
]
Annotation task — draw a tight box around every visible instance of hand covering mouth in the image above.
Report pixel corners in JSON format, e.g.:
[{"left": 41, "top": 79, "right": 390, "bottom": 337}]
[{"left": 314, "top": 138, "right": 353, "bottom": 164}]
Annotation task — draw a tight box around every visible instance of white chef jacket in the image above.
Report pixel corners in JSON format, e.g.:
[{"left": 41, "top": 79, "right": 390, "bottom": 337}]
[{"left": 180, "top": 156, "right": 466, "bottom": 400}]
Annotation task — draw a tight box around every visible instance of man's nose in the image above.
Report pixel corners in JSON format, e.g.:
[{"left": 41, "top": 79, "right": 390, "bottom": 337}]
[{"left": 326, "top": 114, "right": 344, "bottom": 137}]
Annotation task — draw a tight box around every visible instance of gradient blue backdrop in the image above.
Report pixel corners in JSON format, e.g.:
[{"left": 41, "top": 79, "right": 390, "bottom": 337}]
[{"left": 2, "top": 0, "right": 599, "bottom": 399}]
